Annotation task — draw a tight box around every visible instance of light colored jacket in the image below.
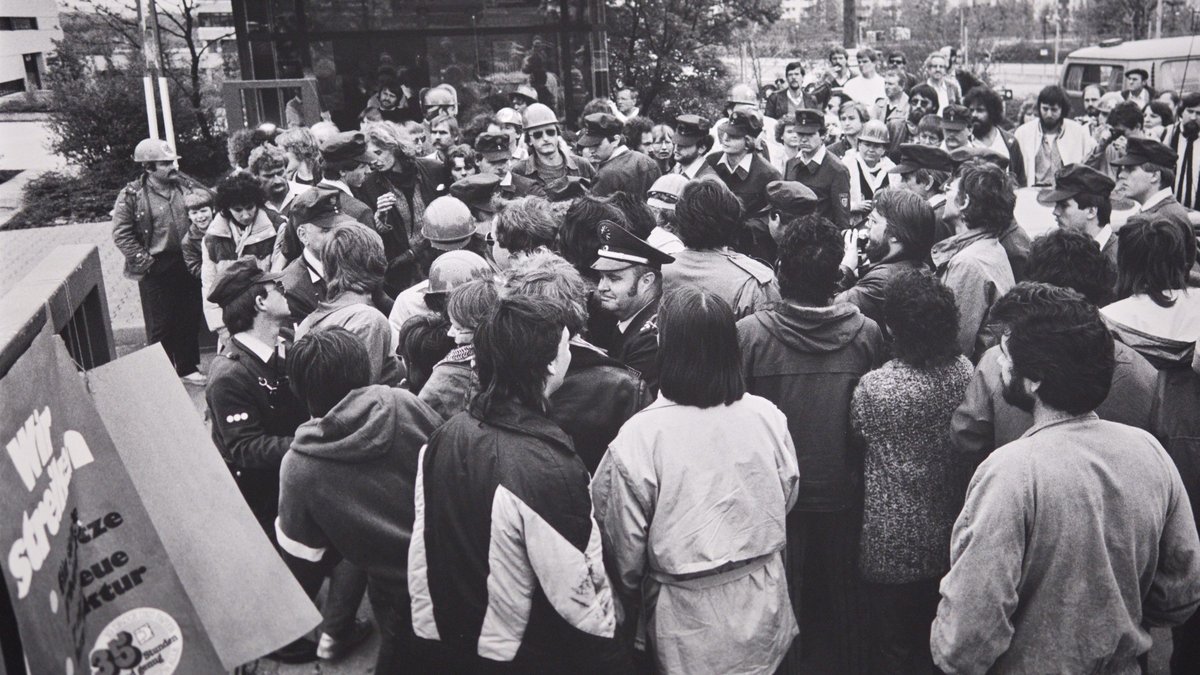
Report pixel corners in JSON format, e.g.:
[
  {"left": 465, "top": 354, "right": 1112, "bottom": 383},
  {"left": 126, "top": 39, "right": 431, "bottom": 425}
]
[
  {"left": 932, "top": 415, "right": 1200, "bottom": 674},
  {"left": 932, "top": 230, "right": 1014, "bottom": 360},
  {"left": 1013, "top": 118, "right": 1096, "bottom": 187},
  {"left": 200, "top": 210, "right": 279, "bottom": 331},
  {"left": 591, "top": 395, "right": 799, "bottom": 675},
  {"left": 842, "top": 149, "right": 900, "bottom": 211}
]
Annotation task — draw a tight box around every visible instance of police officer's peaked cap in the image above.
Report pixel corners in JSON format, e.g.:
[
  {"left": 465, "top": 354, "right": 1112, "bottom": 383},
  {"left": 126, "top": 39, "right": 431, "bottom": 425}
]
[
  {"left": 724, "top": 110, "right": 763, "bottom": 138},
  {"left": 1110, "top": 136, "right": 1179, "bottom": 168},
  {"left": 451, "top": 173, "right": 502, "bottom": 214},
  {"left": 1037, "top": 163, "right": 1117, "bottom": 205},
  {"left": 290, "top": 187, "right": 360, "bottom": 230},
  {"left": 319, "top": 131, "right": 373, "bottom": 171},
  {"left": 577, "top": 113, "right": 624, "bottom": 148},
  {"left": 674, "top": 114, "right": 711, "bottom": 146},
  {"left": 206, "top": 257, "right": 285, "bottom": 306},
  {"left": 475, "top": 132, "right": 513, "bottom": 162},
  {"left": 591, "top": 220, "right": 675, "bottom": 271},
  {"left": 889, "top": 143, "right": 955, "bottom": 174}
]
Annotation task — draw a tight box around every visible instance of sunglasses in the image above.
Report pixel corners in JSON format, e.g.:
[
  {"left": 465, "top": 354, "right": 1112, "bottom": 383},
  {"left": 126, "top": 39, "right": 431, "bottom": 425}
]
[
  {"left": 889, "top": 59, "right": 905, "bottom": 65},
  {"left": 528, "top": 128, "right": 558, "bottom": 140},
  {"left": 648, "top": 192, "right": 679, "bottom": 204}
]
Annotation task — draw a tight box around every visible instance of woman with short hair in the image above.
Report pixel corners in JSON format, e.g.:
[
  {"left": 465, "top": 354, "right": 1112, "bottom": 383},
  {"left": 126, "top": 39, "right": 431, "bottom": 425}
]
[{"left": 592, "top": 286, "right": 799, "bottom": 675}]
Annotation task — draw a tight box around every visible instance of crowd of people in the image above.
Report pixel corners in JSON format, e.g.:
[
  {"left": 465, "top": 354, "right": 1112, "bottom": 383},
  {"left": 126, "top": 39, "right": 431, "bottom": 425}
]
[{"left": 109, "top": 45, "right": 1200, "bottom": 674}]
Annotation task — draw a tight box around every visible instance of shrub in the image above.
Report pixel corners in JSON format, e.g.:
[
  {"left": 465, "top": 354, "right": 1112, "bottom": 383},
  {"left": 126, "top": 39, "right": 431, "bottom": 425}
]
[{"left": 5, "top": 170, "right": 120, "bottom": 230}]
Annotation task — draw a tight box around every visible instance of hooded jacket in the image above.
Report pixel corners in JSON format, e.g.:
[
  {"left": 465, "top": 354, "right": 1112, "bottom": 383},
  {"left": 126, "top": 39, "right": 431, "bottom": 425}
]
[
  {"left": 276, "top": 385, "right": 442, "bottom": 590},
  {"left": 738, "top": 302, "right": 886, "bottom": 511}
]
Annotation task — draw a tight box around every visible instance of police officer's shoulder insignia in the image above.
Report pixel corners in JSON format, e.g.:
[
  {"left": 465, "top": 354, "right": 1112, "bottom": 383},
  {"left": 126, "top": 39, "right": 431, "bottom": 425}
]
[
  {"left": 726, "top": 251, "right": 775, "bottom": 284},
  {"left": 641, "top": 314, "right": 658, "bottom": 333},
  {"left": 840, "top": 194, "right": 849, "bottom": 208},
  {"left": 224, "top": 411, "right": 250, "bottom": 424}
]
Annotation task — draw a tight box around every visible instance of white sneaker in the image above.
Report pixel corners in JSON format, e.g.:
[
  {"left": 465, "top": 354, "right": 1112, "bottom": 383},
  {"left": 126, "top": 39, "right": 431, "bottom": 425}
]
[{"left": 181, "top": 371, "right": 208, "bottom": 386}]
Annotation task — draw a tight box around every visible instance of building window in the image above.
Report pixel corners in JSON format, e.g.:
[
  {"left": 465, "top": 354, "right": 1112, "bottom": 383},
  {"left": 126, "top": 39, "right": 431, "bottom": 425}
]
[
  {"left": 198, "top": 13, "right": 234, "bottom": 27},
  {"left": 0, "top": 17, "right": 39, "bottom": 30}
]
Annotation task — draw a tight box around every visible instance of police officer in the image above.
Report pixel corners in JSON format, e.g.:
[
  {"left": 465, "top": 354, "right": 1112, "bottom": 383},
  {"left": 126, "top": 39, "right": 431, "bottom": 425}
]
[
  {"left": 450, "top": 172, "right": 502, "bottom": 235},
  {"left": 578, "top": 112, "right": 662, "bottom": 198},
  {"left": 889, "top": 142, "right": 955, "bottom": 227},
  {"left": 940, "top": 104, "right": 974, "bottom": 152},
  {"left": 672, "top": 114, "right": 718, "bottom": 180},
  {"left": 592, "top": 220, "right": 674, "bottom": 393},
  {"left": 707, "top": 109, "right": 783, "bottom": 262},
  {"left": 784, "top": 109, "right": 853, "bottom": 229},
  {"left": 278, "top": 188, "right": 365, "bottom": 325},
  {"left": 765, "top": 180, "right": 820, "bottom": 243},
  {"left": 112, "top": 138, "right": 210, "bottom": 384},
  {"left": 474, "top": 131, "right": 542, "bottom": 199},
  {"left": 204, "top": 258, "right": 307, "bottom": 536},
  {"left": 511, "top": 102, "right": 597, "bottom": 200}
]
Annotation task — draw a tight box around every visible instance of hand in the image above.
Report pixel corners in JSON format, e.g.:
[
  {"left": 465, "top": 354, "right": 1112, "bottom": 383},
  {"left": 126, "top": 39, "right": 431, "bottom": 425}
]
[
  {"left": 375, "top": 192, "right": 397, "bottom": 214},
  {"left": 851, "top": 200, "right": 873, "bottom": 215},
  {"left": 841, "top": 228, "right": 861, "bottom": 271}
]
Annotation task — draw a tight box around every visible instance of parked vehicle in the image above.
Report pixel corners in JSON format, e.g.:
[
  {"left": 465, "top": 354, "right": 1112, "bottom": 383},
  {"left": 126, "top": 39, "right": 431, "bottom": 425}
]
[{"left": 1061, "top": 35, "right": 1200, "bottom": 110}]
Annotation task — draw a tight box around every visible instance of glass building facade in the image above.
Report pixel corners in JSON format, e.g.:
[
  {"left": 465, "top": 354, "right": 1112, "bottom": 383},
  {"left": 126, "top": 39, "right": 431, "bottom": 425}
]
[{"left": 230, "top": 0, "right": 609, "bottom": 130}]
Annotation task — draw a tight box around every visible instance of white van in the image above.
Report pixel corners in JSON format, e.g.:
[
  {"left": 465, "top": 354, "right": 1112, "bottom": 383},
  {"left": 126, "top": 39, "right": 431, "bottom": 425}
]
[{"left": 1061, "top": 35, "right": 1200, "bottom": 110}]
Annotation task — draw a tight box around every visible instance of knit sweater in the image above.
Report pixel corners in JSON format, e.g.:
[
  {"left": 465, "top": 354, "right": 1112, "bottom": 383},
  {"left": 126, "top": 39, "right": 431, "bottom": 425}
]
[{"left": 851, "top": 357, "right": 974, "bottom": 583}]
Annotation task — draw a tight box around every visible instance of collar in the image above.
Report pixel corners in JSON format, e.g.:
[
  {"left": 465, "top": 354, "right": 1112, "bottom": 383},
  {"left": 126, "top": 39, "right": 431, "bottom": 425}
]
[
  {"left": 1142, "top": 188, "right": 1173, "bottom": 211},
  {"left": 232, "top": 333, "right": 276, "bottom": 364},
  {"left": 1094, "top": 224, "right": 1113, "bottom": 250},
  {"left": 468, "top": 395, "right": 575, "bottom": 450},
  {"left": 500, "top": 171, "right": 513, "bottom": 187},
  {"left": 605, "top": 145, "right": 630, "bottom": 163},
  {"left": 1020, "top": 412, "right": 1101, "bottom": 440},
  {"left": 680, "top": 156, "right": 707, "bottom": 178},
  {"left": 302, "top": 249, "right": 325, "bottom": 282},
  {"left": 718, "top": 152, "right": 753, "bottom": 174},
  {"left": 930, "top": 228, "right": 995, "bottom": 267},
  {"left": 787, "top": 88, "right": 806, "bottom": 104},
  {"left": 802, "top": 144, "right": 827, "bottom": 166},
  {"left": 617, "top": 299, "right": 656, "bottom": 334},
  {"left": 319, "top": 179, "right": 354, "bottom": 197}
]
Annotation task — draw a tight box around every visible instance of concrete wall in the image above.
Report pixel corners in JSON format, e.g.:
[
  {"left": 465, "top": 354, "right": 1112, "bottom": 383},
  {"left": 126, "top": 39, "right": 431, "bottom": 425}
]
[{"left": 0, "top": 0, "right": 63, "bottom": 87}]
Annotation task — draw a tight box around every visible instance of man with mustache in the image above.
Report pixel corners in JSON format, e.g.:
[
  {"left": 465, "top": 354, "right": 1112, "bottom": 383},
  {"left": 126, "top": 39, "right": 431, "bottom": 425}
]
[
  {"left": 964, "top": 85, "right": 1026, "bottom": 186},
  {"left": 112, "top": 138, "right": 210, "bottom": 384},
  {"left": 887, "top": 84, "right": 939, "bottom": 159}
]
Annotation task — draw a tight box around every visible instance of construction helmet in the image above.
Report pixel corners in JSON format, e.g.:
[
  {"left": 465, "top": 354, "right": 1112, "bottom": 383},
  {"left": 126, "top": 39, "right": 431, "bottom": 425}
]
[
  {"left": 426, "top": 250, "right": 492, "bottom": 295},
  {"left": 132, "top": 138, "right": 178, "bottom": 163},
  {"left": 727, "top": 83, "right": 759, "bottom": 106},
  {"left": 421, "top": 197, "right": 477, "bottom": 251},
  {"left": 523, "top": 103, "right": 559, "bottom": 131},
  {"left": 495, "top": 107, "right": 524, "bottom": 128}
]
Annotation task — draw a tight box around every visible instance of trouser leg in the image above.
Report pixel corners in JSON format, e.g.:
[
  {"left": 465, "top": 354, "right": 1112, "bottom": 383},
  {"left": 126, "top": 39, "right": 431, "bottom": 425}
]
[{"left": 322, "top": 560, "right": 368, "bottom": 637}]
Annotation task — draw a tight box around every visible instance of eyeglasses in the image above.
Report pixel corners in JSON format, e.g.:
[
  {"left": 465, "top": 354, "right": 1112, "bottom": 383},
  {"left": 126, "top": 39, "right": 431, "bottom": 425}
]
[
  {"left": 889, "top": 59, "right": 905, "bottom": 65},
  {"left": 528, "top": 128, "right": 558, "bottom": 140},
  {"left": 928, "top": 64, "right": 947, "bottom": 70}
]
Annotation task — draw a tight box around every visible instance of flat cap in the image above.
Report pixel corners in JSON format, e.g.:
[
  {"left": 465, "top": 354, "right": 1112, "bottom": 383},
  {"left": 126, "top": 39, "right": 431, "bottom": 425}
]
[
  {"left": 577, "top": 113, "right": 623, "bottom": 148},
  {"left": 948, "top": 145, "right": 1010, "bottom": 170},
  {"left": 1125, "top": 68, "right": 1149, "bottom": 80},
  {"left": 674, "top": 114, "right": 711, "bottom": 146},
  {"left": 647, "top": 174, "right": 688, "bottom": 211},
  {"left": 592, "top": 220, "right": 675, "bottom": 271},
  {"left": 939, "top": 104, "right": 971, "bottom": 131},
  {"left": 765, "top": 180, "right": 819, "bottom": 216},
  {"left": 889, "top": 143, "right": 955, "bottom": 174},
  {"left": 1110, "top": 136, "right": 1179, "bottom": 168},
  {"left": 475, "top": 131, "right": 513, "bottom": 162},
  {"left": 1037, "top": 163, "right": 1117, "bottom": 205},
  {"left": 319, "top": 131, "right": 373, "bottom": 171},
  {"left": 724, "top": 109, "right": 763, "bottom": 138},
  {"left": 451, "top": 173, "right": 501, "bottom": 214},
  {"left": 206, "top": 257, "right": 284, "bottom": 306},
  {"left": 793, "top": 109, "right": 825, "bottom": 134},
  {"left": 290, "top": 187, "right": 361, "bottom": 230}
]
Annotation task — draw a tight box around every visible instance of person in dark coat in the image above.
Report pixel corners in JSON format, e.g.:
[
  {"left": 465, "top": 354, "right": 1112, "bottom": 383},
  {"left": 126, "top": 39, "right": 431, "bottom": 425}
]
[
  {"left": 111, "top": 138, "right": 209, "bottom": 382},
  {"left": 499, "top": 250, "right": 653, "bottom": 473},
  {"left": 408, "top": 294, "right": 630, "bottom": 672},
  {"left": 473, "top": 131, "right": 544, "bottom": 200},
  {"left": 707, "top": 109, "right": 783, "bottom": 261},
  {"left": 765, "top": 61, "right": 824, "bottom": 120},
  {"left": 578, "top": 112, "right": 662, "bottom": 198},
  {"left": 736, "top": 215, "right": 887, "bottom": 674},
  {"left": 592, "top": 221, "right": 674, "bottom": 393},
  {"left": 511, "top": 103, "right": 597, "bottom": 201},
  {"left": 1038, "top": 163, "right": 1119, "bottom": 270},
  {"left": 835, "top": 187, "right": 936, "bottom": 333},
  {"left": 963, "top": 85, "right": 1027, "bottom": 187},
  {"left": 1114, "top": 136, "right": 1197, "bottom": 242},
  {"left": 784, "top": 109, "right": 852, "bottom": 230}
]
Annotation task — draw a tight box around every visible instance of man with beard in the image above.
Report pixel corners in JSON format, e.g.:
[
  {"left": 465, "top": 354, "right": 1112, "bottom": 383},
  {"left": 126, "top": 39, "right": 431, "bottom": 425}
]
[
  {"left": 1014, "top": 85, "right": 1095, "bottom": 187},
  {"left": 670, "top": 114, "right": 717, "bottom": 180},
  {"left": 887, "top": 84, "right": 940, "bottom": 159},
  {"left": 249, "top": 143, "right": 310, "bottom": 215},
  {"left": 112, "top": 138, "right": 209, "bottom": 383},
  {"left": 1076, "top": 84, "right": 1105, "bottom": 131},
  {"left": 1037, "top": 163, "right": 1119, "bottom": 267},
  {"left": 932, "top": 285, "right": 1200, "bottom": 673},
  {"left": 784, "top": 109, "right": 852, "bottom": 229},
  {"left": 1166, "top": 92, "right": 1200, "bottom": 209},
  {"left": 592, "top": 221, "right": 674, "bottom": 393},
  {"left": 765, "top": 61, "right": 822, "bottom": 120},
  {"left": 511, "top": 103, "right": 597, "bottom": 201},
  {"left": 835, "top": 187, "right": 935, "bottom": 330},
  {"left": 578, "top": 112, "right": 662, "bottom": 198},
  {"left": 964, "top": 86, "right": 1026, "bottom": 186},
  {"left": 824, "top": 46, "right": 853, "bottom": 89}
]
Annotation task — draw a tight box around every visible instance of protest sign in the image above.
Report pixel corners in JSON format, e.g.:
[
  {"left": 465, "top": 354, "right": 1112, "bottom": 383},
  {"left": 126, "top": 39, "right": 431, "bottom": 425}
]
[{"left": 0, "top": 333, "right": 320, "bottom": 673}]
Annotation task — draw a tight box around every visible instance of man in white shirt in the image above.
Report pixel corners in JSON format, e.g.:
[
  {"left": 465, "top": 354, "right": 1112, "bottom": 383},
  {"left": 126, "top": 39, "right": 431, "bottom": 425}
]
[
  {"left": 1038, "top": 163, "right": 1119, "bottom": 267},
  {"left": 1121, "top": 68, "right": 1153, "bottom": 109},
  {"left": 1167, "top": 92, "right": 1200, "bottom": 209},
  {"left": 612, "top": 87, "right": 640, "bottom": 123},
  {"left": 843, "top": 48, "right": 887, "bottom": 109},
  {"left": 924, "top": 51, "right": 961, "bottom": 114},
  {"left": 1014, "top": 85, "right": 1096, "bottom": 187}
]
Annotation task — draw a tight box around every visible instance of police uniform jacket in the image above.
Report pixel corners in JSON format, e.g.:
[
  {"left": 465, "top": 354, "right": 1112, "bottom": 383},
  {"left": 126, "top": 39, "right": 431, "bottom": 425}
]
[
  {"left": 607, "top": 300, "right": 661, "bottom": 393},
  {"left": 784, "top": 147, "right": 853, "bottom": 229},
  {"left": 112, "top": 172, "right": 208, "bottom": 280},
  {"left": 592, "top": 148, "right": 662, "bottom": 198},
  {"left": 279, "top": 253, "right": 325, "bottom": 325},
  {"left": 272, "top": 181, "right": 375, "bottom": 269},
  {"left": 205, "top": 335, "right": 308, "bottom": 531},
  {"left": 706, "top": 152, "right": 781, "bottom": 219},
  {"left": 664, "top": 248, "right": 782, "bottom": 320}
]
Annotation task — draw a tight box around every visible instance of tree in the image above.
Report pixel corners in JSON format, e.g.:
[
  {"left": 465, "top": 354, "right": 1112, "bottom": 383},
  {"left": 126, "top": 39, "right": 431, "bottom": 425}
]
[
  {"left": 607, "top": 0, "right": 782, "bottom": 118},
  {"left": 66, "top": 0, "right": 235, "bottom": 141},
  {"left": 1078, "top": 0, "right": 1159, "bottom": 39}
]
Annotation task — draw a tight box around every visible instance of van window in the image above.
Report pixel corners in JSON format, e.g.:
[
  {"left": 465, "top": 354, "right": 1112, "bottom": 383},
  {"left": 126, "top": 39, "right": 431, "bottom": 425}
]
[
  {"left": 1158, "top": 59, "right": 1200, "bottom": 91},
  {"left": 1064, "top": 63, "right": 1123, "bottom": 92}
]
